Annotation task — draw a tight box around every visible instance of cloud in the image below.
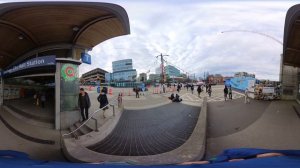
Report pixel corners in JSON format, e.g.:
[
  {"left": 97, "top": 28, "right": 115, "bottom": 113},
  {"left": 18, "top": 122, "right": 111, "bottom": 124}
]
[{"left": 0, "top": 0, "right": 297, "bottom": 81}]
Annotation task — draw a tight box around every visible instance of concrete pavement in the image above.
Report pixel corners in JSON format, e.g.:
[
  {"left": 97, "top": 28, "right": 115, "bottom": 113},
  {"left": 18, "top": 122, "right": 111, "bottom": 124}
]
[{"left": 206, "top": 98, "right": 300, "bottom": 159}]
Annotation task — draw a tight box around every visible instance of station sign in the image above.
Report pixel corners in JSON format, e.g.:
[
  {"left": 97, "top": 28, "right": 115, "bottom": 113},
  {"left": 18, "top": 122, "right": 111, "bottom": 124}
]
[
  {"left": 81, "top": 52, "right": 91, "bottom": 64},
  {"left": 3, "top": 55, "right": 56, "bottom": 76}
]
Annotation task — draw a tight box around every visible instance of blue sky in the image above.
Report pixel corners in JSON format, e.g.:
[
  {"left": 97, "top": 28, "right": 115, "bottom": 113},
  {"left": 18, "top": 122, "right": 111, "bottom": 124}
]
[{"left": 1, "top": 0, "right": 299, "bottom": 80}]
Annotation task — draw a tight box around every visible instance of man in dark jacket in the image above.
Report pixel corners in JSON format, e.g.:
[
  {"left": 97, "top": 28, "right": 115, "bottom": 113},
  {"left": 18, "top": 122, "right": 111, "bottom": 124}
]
[
  {"left": 224, "top": 86, "right": 228, "bottom": 101},
  {"left": 78, "top": 88, "right": 91, "bottom": 121},
  {"left": 197, "top": 85, "right": 202, "bottom": 98},
  {"left": 97, "top": 89, "right": 109, "bottom": 118}
]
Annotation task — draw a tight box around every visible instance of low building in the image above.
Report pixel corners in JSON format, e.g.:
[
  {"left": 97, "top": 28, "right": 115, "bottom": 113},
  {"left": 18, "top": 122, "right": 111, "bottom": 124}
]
[
  {"left": 208, "top": 74, "right": 224, "bottom": 85},
  {"left": 81, "top": 68, "right": 108, "bottom": 84},
  {"left": 165, "top": 65, "right": 180, "bottom": 77},
  {"left": 139, "top": 73, "right": 147, "bottom": 82},
  {"left": 234, "top": 72, "right": 255, "bottom": 78},
  {"left": 149, "top": 74, "right": 160, "bottom": 82}
]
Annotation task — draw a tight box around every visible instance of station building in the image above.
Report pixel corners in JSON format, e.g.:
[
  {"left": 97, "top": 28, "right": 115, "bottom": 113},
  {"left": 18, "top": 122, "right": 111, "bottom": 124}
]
[
  {"left": 281, "top": 4, "right": 300, "bottom": 103},
  {"left": 0, "top": 1, "right": 130, "bottom": 130}
]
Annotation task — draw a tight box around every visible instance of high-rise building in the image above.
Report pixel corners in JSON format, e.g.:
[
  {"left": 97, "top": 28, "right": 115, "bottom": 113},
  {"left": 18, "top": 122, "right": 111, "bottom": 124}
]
[{"left": 105, "top": 59, "right": 137, "bottom": 82}]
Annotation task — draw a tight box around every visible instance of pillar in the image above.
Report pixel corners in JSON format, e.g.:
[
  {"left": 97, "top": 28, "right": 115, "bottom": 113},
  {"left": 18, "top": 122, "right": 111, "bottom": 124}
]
[
  {"left": 0, "top": 77, "right": 3, "bottom": 106},
  {"left": 55, "top": 58, "right": 81, "bottom": 130}
]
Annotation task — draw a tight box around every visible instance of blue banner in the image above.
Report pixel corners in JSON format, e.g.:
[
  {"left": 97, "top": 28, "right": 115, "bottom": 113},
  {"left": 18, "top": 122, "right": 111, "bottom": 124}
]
[
  {"left": 3, "top": 55, "right": 56, "bottom": 76},
  {"left": 81, "top": 53, "right": 91, "bottom": 64}
]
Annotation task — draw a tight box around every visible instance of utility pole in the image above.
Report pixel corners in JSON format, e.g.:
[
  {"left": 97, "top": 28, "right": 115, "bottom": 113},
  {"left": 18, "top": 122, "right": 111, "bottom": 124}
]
[{"left": 156, "top": 53, "right": 169, "bottom": 83}]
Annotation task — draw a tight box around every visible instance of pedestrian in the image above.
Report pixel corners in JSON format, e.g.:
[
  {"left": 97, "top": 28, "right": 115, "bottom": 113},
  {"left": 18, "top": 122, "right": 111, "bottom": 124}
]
[
  {"left": 177, "top": 84, "right": 181, "bottom": 93},
  {"left": 97, "top": 89, "right": 109, "bottom": 118},
  {"left": 244, "top": 88, "right": 250, "bottom": 104},
  {"left": 208, "top": 87, "right": 212, "bottom": 97},
  {"left": 224, "top": 86, "right": 228, "bottom": 101},
  {"left": 162, "top": 83, "right": 166, "bottom": 93},
  {"left": 36, "top": 92, "right": 40, "bottom": 106},
  {"left": 197, "top": 85, "right": 202, "bottom": 98},
  {"left": 173, "top": 94, "right": 182, "bottom": 102},
  {"left": 40, "top": 92, "right": 46, "bottom": 108},
  {"left": 168, "top": 93, "right": 175, "bottom": 100},
  {"left": 186, "top": 84, "right": 189, "bottom": 91},
  {"left": 228, "top": 85, "right": 233, "bottom": 100},
  {"left": 191, "top": 85, "right": 194, "bottom": 94},
  {"left": 78, "top": 88, "right": 91, "bottom": 121},
  {"left": 206, "top": 84, "right": 208, "bottom": 92},
  {"left": 118, "top": 92, "right": 122, "bottom": 108},
  {"left": 135, "top": 86, "right": 140, "bottom": 98}
]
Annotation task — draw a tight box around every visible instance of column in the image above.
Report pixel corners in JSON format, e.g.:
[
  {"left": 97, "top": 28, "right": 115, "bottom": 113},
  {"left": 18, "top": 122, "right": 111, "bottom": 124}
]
[
  {"left": 0, "top": 77, "right": 3, "bottom": 106},
  {"left": 55, "top": 59, "right": 81, "bottom": 130}
]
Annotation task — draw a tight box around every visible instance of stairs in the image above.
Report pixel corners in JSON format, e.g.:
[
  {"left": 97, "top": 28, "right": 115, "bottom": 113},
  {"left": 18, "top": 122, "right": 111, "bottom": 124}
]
[{"left": 67, "top": 121, "right": 94, "bottom": 139}]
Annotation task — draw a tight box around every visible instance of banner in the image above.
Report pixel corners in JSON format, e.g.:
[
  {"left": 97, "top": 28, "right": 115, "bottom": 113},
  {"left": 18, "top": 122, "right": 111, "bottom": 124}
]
[{"left": 3, "top": 55, "right": 56, "bottom": 76}]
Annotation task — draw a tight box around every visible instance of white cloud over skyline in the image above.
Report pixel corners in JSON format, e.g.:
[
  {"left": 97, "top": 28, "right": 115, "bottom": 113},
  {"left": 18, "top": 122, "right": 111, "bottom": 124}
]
[
  {"left": 78, "top": 0, "right": 300, "bottom": 81},
  {"left": 1, "top": 0, "right": 299, "bottom": 80}
]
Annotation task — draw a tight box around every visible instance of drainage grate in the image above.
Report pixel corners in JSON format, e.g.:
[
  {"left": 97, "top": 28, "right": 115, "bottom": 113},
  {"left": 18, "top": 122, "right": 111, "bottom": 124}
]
[{"left": 88, "top": 103, "right": 200, "bottom": 156}]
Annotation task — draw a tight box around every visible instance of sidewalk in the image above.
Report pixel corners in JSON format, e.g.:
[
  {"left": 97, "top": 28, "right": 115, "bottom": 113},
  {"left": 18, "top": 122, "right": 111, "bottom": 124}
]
[{"left": 206, "top": 99, "right": 300, "bottom": 159}]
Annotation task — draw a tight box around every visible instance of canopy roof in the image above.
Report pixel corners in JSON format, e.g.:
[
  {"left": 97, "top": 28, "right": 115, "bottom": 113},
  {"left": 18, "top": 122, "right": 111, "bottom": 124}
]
[
  {"left": 283, "top": 4, "right": 300, "bottom": 67},
  {"left": 0, "top": 1, "right": 130, "bottom": 69}
]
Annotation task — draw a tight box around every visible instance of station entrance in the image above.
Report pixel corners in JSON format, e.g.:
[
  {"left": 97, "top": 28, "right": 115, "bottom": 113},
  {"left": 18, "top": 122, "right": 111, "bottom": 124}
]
[{"left": 3, "top": 74, "right": 55, "bottom": 127}]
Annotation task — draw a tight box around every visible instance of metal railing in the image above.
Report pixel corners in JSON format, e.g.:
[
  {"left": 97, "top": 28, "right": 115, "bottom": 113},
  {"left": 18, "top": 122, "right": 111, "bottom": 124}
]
[{"left": 62, "top": 97, "right": 119, "bottom": 137}]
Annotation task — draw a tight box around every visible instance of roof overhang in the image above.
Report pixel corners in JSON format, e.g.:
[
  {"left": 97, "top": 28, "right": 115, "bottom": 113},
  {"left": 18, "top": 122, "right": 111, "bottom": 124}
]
[
  {"left": 283, "top": 4, "right": 300, "bottom": 67},
  {"left": 0, "top": 1, "right": 130, "bottom": 69}
]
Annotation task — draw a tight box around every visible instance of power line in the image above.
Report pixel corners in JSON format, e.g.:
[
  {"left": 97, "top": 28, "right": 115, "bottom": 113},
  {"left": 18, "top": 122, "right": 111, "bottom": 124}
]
[{"left": 221, "top": 30, "right": 283, "bottom": 46}]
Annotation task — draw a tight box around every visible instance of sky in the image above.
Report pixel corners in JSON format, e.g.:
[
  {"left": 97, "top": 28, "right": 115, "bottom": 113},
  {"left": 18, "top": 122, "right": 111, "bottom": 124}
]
[{"left": 1, "top": 0, "right": 300, "bottom": 80}]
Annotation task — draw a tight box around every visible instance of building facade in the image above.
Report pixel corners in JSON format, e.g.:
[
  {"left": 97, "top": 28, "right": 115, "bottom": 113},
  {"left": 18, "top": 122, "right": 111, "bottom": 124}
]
[
  {"left": 81, "top": 68, "right": 108, "bottom": 84},
  {"left": 234, "top": 72, "right": 255, "bottom": 78},
  {"left": 149, "top": 74, "right": 160, "bottom": 82},
  {"left": 139, "top": 73, "right": 147, "bottom": 82},
  {"left": 165, "top": 65, "right": 180, "bottom": 77},
  {"left": 208, "top": 74, "right": 224, "bottom": 85},
  {"left": 105, "top": 59, "right": 137, "bottom": 82}
]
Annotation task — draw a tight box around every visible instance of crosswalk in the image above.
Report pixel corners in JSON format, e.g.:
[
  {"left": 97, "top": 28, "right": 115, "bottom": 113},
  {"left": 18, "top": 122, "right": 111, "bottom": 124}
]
[{"left": 180, "top": 90, "right": 244, "bottom": 103}]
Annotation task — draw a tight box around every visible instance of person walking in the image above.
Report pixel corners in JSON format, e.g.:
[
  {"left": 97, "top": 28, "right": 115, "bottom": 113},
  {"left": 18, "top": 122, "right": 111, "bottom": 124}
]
[
  {"left": 197, "top": 85, "right": 202, "bottom": 98},
  {"left": 97, "top": 89, "right": 109, "bottom": 118},
  {"left": 191, "top": 85, "right": 194, "bottom": 94},
  {"left": 208, "top": 87, "right": 212, "bottom": 97},
  {"left": 40, "top": 92, "right": 46, "bottom": 108},
  {"left": 244, "top": 88, "right": 250, "bottom": 104},
  {"left": 177, "top": 84, "right": 181, "bottom": 93},
  {"left": 135, "top": 86, "right": 140, "bottom": 98},
  {"left": 162, "top": 83, "right": 166, "bottom": 93},
  {"left": 78, "top": 88, "right": 91, "bottom": 121},
  {"left": 224, "top": 86, "right": 228, "bottom": 101},
  {"left": 206, "top": 84, "right": 209, "bottom": 93},
  {"left": 228, "top": 85, "right": 233, "bottom": 100}
]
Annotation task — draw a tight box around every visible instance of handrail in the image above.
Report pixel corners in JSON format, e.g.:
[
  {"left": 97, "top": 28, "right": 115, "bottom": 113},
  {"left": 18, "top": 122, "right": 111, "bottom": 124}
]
[{"left": 62, "top": 97, "right": 118, "bottom": 137}]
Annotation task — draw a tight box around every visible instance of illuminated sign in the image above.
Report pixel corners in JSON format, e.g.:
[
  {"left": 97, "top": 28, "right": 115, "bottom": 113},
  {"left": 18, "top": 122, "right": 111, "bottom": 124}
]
[
  {"left": 3, "top": 55, "right": 56, "bottom": 76},
  {"left": 81, "top": 52, "right": 91, "bottom": 64},
  {"left": 61, "top": 64, "right": 78, "bottom": 81}
]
